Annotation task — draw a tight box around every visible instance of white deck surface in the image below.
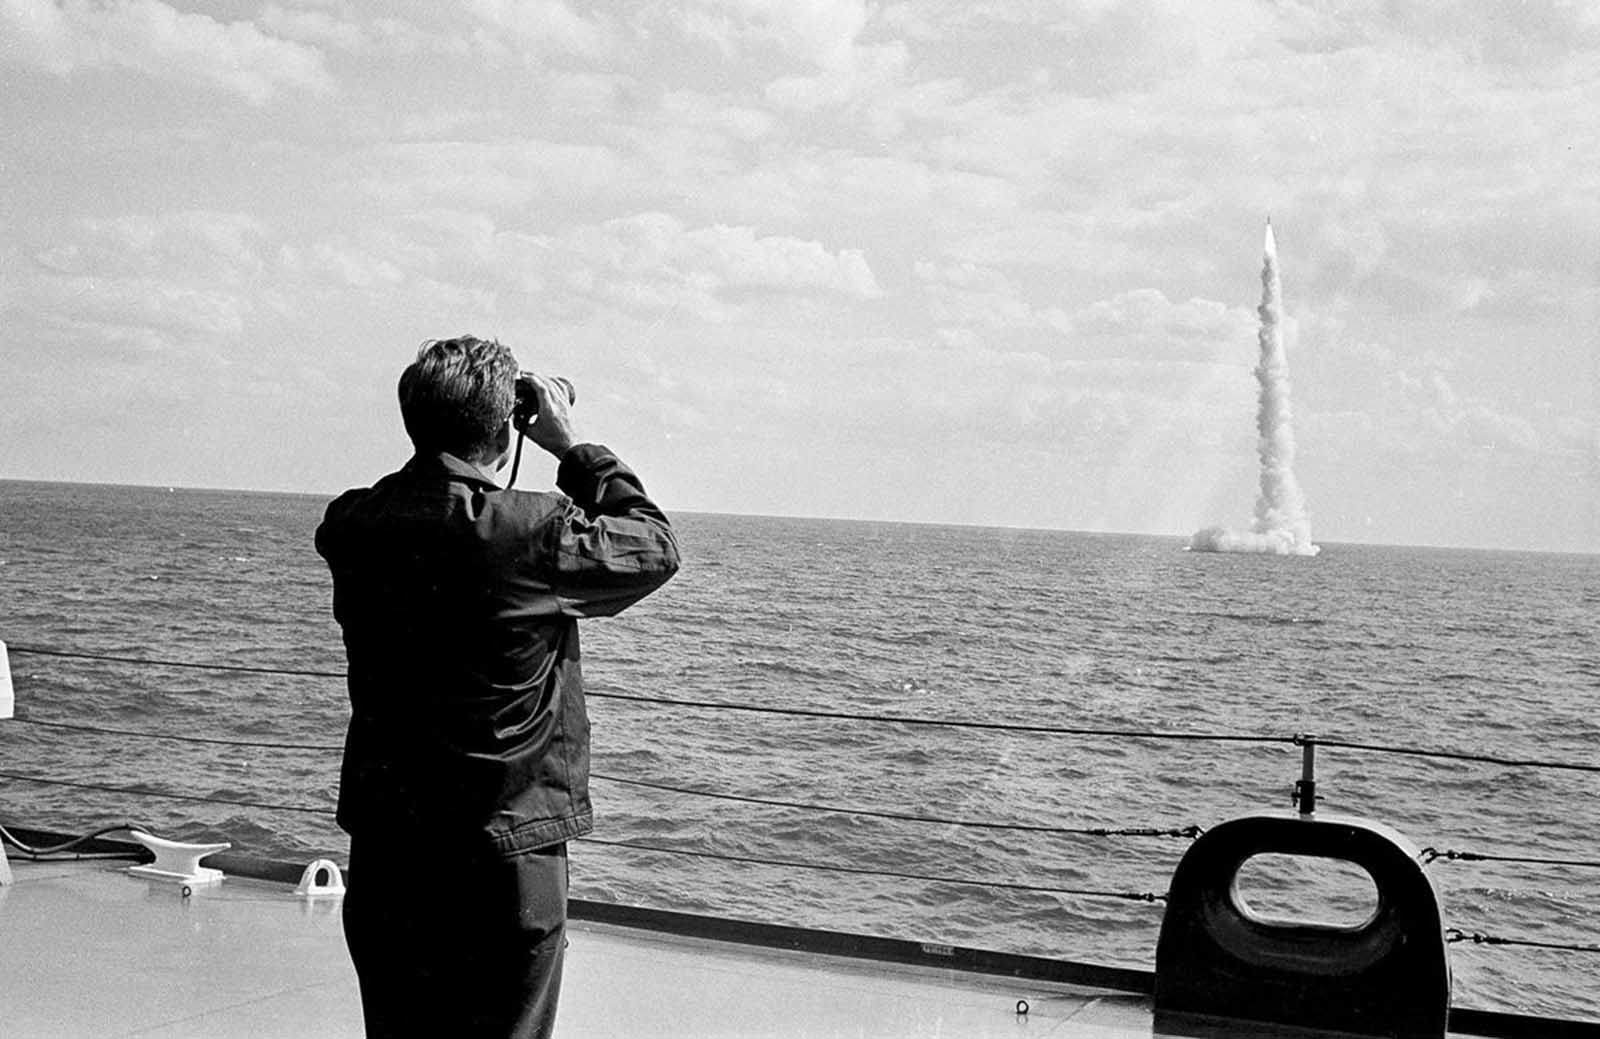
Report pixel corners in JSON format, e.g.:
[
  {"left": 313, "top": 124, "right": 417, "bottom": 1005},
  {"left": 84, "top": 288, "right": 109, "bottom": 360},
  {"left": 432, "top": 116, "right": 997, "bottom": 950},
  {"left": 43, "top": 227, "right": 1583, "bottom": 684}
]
[{"left": 0, "top": 856, "right": 1424, "bottom": 1038}]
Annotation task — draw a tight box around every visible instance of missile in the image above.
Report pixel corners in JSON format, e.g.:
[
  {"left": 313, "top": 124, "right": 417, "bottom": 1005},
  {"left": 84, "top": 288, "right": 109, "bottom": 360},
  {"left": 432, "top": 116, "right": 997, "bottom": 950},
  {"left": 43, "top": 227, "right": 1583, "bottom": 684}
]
[{"left": 1264, "top": 216, "right": 1276, "bottom": 258}]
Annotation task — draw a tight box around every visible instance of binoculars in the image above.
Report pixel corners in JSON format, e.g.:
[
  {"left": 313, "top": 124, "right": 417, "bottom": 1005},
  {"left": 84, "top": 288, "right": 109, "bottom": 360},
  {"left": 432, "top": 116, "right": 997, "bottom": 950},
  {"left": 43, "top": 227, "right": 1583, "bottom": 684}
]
[{"left": 514, "top": 373, "right": 575, "bottom": 425}]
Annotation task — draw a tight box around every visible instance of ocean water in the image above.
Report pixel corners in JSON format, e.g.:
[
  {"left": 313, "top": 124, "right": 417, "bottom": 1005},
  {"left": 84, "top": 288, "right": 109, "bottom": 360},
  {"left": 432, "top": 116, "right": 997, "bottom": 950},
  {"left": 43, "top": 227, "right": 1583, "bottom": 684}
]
[{"left": 0, "top": 479, "right": 1595, "bottom": 1020}]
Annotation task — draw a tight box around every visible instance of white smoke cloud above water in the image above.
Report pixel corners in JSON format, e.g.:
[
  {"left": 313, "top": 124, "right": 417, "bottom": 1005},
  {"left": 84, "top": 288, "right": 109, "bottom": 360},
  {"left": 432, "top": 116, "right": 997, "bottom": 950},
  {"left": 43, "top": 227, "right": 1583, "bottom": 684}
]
[
  {"left": 1189, "top": 524, "right": 1312, "bottom": 555},
  {"left": 1191, "top": 221, "right": 1320, "bottom": 557}
]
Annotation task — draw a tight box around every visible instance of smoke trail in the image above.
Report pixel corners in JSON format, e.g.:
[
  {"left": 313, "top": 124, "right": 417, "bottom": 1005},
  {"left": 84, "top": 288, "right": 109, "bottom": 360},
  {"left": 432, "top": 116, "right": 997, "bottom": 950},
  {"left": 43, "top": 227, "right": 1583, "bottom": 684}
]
[{"left": 1190, "top": 220, "right": 1319, "bottom": 556}]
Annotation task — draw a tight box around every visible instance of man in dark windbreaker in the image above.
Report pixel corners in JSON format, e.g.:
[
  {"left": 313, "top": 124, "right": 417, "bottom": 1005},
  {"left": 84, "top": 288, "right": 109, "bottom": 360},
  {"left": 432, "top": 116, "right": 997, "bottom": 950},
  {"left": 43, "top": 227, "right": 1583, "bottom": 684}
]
[{"left": 316, "top": 335, "right": 680, "bottom": 1038}]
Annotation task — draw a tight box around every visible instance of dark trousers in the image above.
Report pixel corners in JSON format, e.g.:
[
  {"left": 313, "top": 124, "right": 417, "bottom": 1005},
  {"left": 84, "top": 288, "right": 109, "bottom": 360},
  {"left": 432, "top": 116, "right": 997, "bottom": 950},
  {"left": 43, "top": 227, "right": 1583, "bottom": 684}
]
[{"left": 344, "top": 837, "right": 569, "bottom": 1039}]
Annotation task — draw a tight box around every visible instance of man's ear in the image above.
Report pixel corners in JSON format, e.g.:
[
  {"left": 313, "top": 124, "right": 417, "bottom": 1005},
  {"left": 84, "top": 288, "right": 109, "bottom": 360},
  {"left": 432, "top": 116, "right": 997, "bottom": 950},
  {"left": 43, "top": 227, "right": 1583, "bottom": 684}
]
[{"left": 489, "top": 421, "right": 514, "bottom": 470}]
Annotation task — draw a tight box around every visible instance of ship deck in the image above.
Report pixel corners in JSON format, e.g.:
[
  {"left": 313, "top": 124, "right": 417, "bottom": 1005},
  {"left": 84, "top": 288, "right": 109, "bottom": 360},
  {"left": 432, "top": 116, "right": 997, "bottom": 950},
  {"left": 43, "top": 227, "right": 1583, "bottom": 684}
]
[{"left": 0, "top": 855, "right": 1509, "bottom": 1039}]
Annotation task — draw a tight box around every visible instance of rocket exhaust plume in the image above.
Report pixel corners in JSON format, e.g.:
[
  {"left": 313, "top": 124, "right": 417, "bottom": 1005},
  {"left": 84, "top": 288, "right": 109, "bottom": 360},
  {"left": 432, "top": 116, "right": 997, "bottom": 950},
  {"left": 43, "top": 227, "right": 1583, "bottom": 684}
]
[{"left": 1190, "top": 219, "right": 1320, "bottom": 556}]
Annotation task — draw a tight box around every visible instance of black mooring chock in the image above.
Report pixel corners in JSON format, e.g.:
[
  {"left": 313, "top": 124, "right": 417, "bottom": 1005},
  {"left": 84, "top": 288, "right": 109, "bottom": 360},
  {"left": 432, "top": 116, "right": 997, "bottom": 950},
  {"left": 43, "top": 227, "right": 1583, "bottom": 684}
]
[{"left": 1154, "top": 812, "right": 1450, "bottom": 1039}]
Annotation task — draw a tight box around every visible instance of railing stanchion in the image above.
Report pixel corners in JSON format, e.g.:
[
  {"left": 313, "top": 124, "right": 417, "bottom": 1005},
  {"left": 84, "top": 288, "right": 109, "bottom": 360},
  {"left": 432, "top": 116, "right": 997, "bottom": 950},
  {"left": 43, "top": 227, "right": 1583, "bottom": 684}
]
[{"left": 1294, "top": 732, "right": 1317, "bottom": 817}]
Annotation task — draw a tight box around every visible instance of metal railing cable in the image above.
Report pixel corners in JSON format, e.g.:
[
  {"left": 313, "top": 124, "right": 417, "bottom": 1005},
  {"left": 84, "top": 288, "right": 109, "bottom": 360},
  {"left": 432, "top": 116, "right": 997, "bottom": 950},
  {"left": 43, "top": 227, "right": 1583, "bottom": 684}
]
[
  {"left": 0, "top": 768, "right": 338, "bottom": 817},
  {"left": 9, "top": 643, "right": 1599, "bottom": 774},
  {"left": 0, "top": 765, "right": 1168, "bottom": 903},
  {"left": 10, "top": 717, "right": 342, "bottom": 752},
  {"left": 1420, "top": 847, "right": 1600, "bottom": 870},
  {"left": 3, "top": 644, "right": 1284, "bottom": 745},
  {"left": 1311, "top": 736, "right": 1600, "bottom": 774},
  {"left": 8, "top": 643, "right": 1600, "bottom": 946},
  {"left": 4, "top": 718, "right": 1203, "bottom": 840},
  {"left": 5, "top": 644, "right": 346, "bottom": 679},
  {"left": 590, "top": 772, "right": 1202, "bottom": 839},
  {"left": 589, "top": 690, "right": 1294, "bottom": 746},
  {"left": 1446, "top": 929, "right": 1600, "bottom": 954},
  {"left": 576, "top": 836, "right": 1167, "bottom": 903},
  {"left": 16, "top": 733, "right": 1589, "bottom": 944}
]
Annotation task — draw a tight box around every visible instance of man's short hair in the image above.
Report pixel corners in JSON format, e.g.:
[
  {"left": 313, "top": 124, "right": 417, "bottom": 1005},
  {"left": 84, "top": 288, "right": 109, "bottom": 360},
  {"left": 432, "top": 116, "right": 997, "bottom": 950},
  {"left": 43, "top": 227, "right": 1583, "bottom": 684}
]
[{"left": 398, "top": 336, "right": 518, "bottom": 459}]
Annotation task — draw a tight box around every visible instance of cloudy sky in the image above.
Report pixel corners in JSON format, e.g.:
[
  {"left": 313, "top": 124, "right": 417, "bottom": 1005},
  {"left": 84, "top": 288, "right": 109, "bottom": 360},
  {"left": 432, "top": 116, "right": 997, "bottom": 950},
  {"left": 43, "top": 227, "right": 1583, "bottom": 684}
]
[{"left": 2, "top": 1, "right": 1595, "bottom": 551}]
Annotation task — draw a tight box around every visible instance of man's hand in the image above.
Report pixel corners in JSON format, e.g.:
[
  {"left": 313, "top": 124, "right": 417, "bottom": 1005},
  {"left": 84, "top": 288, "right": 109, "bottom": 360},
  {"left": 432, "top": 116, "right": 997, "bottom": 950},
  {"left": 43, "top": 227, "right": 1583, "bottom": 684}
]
[{"left": 517, "top": 373, "right": 578, "bottom": 458}]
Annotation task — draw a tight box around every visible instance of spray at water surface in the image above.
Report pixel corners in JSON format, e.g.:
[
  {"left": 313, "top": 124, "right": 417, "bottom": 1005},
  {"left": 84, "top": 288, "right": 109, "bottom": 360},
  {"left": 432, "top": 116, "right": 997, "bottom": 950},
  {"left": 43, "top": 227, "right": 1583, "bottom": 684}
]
[{"left": 1191, "top": 219, "right": 1320, "bottom": 556}]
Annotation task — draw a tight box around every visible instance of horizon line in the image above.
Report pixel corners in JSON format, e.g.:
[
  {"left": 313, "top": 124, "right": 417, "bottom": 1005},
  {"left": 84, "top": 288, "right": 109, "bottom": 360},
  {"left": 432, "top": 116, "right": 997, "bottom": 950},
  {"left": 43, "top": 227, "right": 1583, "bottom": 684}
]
[{"left": 1, "top": 476, "right": 1593, "bottom": 557}]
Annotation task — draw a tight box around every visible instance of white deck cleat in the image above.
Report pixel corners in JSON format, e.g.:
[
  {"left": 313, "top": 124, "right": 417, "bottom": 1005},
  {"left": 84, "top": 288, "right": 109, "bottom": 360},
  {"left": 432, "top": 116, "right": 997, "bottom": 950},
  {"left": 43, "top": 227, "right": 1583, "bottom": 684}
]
[
  {"left": 126, "top": 831, "right": 231, "bottom": 886},
  {"left": 293, "top": 858, "right": 345, "bottom": 898}
]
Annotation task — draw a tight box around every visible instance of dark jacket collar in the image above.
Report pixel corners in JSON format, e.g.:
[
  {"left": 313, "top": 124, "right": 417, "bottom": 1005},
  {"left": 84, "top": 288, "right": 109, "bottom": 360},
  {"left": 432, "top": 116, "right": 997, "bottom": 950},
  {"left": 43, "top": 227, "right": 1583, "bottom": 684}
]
[{"left": 402, "top": 450, "right": 504, "bottom": 489}]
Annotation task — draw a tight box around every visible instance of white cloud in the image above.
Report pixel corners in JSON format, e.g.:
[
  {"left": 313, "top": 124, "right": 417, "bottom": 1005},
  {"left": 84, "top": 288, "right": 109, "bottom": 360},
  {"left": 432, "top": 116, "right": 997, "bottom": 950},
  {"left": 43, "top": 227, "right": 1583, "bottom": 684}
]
[
  {"left": 659, "top": 90, "right": 778, "bottom": 143},
  {"left": 558, "top": 212, "right": 881, "bottom": 319},
  {"left": 363, "top": 139, "right": 635, "bottom": 212},
  {"left": 1, "top": 0, "right": 75, "bottom": 73},
  {"left": 34, "top": 211, "right": 269, "bottom": 280},
  {"left": 1, "top": 0, "right": 335, "bottom": 103},
  {"left": 277, "top": 241, "right": 405, "bottom": 290},
  {"left": 765, "top": 40, "right": 908, "bottom": 110},
  {"left": 690, "top": 0, "right": 870, "bottom": 67},
  {"left": 467, "top": 0, "right": 614, "bottom": 59},
  {"left": 695, "top": 222, "right": 881, "bottom": 296},
  {"left": 911, "top": 263, "right": 1255, "bottom": 364},
  {"left": 1058, "top": 289, "right": 1254, "bottom": 361},
  {"left": 257, "top": 4, "right": 366, "bottom": 51},
  {"left": 261, "top": 210, "right": 881, "bottom": 327},
  {"left": 1387, "top": 368, "right": 1551, "bottom": 456},
  {"left": 10, "top": 210, "right": 273, "bottom": 357},
  {"left": 665, "top": 0, "right": 908, "bottom": 110},
  {"left": 734, "top": 153, "right": 1023, "bottom": 232},
  {"left": 1043, "top": 0, "right": 1211, "bottom": 93},
  {"left": 258, "top": 5, "right": 453, "bottom": 57},
  {"left": 915, "top": 260, "right": 1036, "bottom": 331},
  {"left": 1296, "top": 345, "right": 1592, "bottom": 474},
  {"left": 1289, "top": 0, "right": 1600, "bottom": 66},
  {"left": 28, "top": 275, "right": 250, "bottom": 341}
]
